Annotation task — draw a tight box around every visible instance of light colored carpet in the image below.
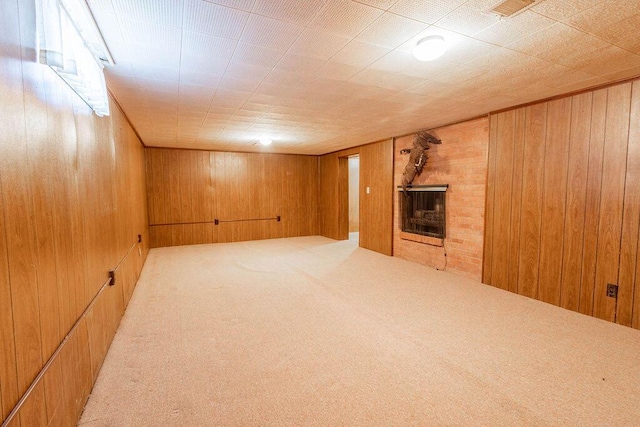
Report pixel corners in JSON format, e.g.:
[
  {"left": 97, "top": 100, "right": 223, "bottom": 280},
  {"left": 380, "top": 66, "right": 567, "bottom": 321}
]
[{"left": 79, "top": 236, "right": 640, "bottom": 426}]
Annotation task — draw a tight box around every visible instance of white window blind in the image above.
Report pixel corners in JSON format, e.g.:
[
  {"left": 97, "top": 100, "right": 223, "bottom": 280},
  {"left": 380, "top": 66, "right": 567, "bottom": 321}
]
[{"left": 35, "top": 0, "right": 111, "bottom": 117}]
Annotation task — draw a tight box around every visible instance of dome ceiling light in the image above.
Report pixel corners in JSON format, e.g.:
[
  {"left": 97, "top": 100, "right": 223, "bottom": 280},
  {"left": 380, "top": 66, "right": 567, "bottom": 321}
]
[{"left": 412, "top": 35, "right": 447, "bottom": 62}]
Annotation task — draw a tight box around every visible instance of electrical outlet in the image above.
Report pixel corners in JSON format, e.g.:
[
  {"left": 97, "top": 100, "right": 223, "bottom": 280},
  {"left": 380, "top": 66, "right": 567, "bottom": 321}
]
[{"left": 606, "top": 284, "right": 618, "bottom": 298}]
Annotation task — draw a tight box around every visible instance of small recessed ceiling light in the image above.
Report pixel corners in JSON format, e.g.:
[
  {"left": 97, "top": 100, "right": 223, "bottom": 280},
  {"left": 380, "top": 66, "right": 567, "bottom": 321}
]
[
  {"left": 413, "top": 35, "right": 447, "bottom": 62},
  {"left": 259, "top": 137, "right": 272, "bottom": 146}
]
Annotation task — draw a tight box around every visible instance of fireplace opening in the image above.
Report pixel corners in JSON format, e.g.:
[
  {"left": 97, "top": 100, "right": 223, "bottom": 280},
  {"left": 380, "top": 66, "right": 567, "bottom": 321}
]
[{"left": 399, "top": 185, "right": 447, "bottom": 239}]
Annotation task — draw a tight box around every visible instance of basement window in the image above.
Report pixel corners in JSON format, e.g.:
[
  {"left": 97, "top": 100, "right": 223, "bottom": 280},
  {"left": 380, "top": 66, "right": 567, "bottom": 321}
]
[
  {"left": 399, "top": 185, "right": 447, "bottom": 239},
  {"left": 35, "top": 0, "right": 113, "bottom": 116}
]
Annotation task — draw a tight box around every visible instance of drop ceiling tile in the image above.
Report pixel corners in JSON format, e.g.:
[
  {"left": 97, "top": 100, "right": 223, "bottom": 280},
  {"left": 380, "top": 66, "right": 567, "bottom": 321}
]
[
  {"left": 353, "top": 0, "right": 398, "bottom": 10},
  {"left": 274, "top": 53, "right": 326, "bottom": 74},
  {"left": 473, "top": 10, "right": 556, "bottom": 46},
  {"left": 434, "top": 0, "right": 500, "bottom": 36},
  {"left": 181, "top": 55, "right": 230, "bottom": 75},
  {"left": 224, "top": 62, "right": 272, "bottom": 81},
  {"left": 180, "top": 70, "right": 224, "bottom": 86},
  {"left": 541, "top": 33, "right": 617, "bottom": 68},
  {"left": 367, "top": 49, "right": 417, "bottom": 74},
  {"left": 313, "top": 61, "right": 362, "bottom": 81},
  {"left": 240, "top": 14, "right": 302, "bottom": 50},
  {"left": 184, "top": 0, "right": 249, "bottom": 38},
  {"left": 464, "top": 47, "right": 533, "bottom": 72},
  {"left": 390, "top": 0, "right": 466, "bottom": 24},
  {"left": 137, "top": 77, "right": 180, "bottom": 93},
  {"left": 288, "top": 28, "right": 350, "bottom": 60},
  {"left": 405, "top": 80, "right": 461, "bottom": 98},
  {"left": 253, "top": 81, "right": 291, "bottom": 97},
  {"left": 218, "top": 76, "right": 261, "bottom": 92},
  {"left": 426, "top": 65, "right": 487, "bottom": 84},
  {"left": 118, "top": 17, "right": 182, "bottom": 67},
  {"left": 179, "top": 82, "right": 218, "bottom": 98},
  {"left": 132, "top": 65, "right": 180, "bottom": 82},
  {"left": 231, "top": 42, "right": 285, "bottom": 68},
  {"left": 182, "top": 30, "right": 238, "bottom": 60},
  {"left": 111, "top": 0, "right": 183, "bottom": 26},
  {"left": 356, "top": 12, "right": 428, "bottom": 49},
  {"left": 568, "top": 10, "right": 640, "bottom": 55},
  {"left": 330, "top": 40, "right": 390, "bottom": 67},
  {"left": 309, "top": 0, "right": 384, "bottom": 38},
  {"left": 505, "top": 23, "right": 582, "bottom": 57},
  {"left": 349, "top": 68, "right": 424, "bottom": 91},
  {"left": 203, "top": 0, "right": 255, "bottom": 11},
  {"left": 532, "top": 0, "right": 606, "bottom": 21},
  {"left": 575, "top": 46, "right": 640, "bottom": 76},
  {"left": 251, "top": 0, "right": 325, "bottom": 25}
]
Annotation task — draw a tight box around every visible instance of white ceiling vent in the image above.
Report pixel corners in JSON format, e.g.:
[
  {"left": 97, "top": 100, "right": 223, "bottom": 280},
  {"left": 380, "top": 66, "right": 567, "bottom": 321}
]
[{"left": 489, "top": 0, "right": 536, "bottom": 17}]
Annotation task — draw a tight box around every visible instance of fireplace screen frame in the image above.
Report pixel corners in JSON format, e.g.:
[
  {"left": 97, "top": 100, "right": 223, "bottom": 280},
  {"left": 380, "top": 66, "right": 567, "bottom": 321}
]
[{"left": 398, "top": 185, "right": 447, "bottom": 239}]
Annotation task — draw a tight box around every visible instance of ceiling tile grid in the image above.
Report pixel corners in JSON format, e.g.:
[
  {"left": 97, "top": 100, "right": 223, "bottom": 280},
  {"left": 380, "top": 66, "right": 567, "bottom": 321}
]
[{"left": 92, "top": 0, "right": 640, "bottom": 154}]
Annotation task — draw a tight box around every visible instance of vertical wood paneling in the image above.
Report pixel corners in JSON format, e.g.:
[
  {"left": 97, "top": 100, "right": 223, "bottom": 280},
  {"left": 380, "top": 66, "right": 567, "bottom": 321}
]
[
  {"left": 634, "top": 234, "right": 640, "bottom": 329},
  {"left": 560, "top": 92, "right": 592, "bottom": 311},
  {"left": 359, "top": 141, "right": 393, "bottom": 255},
  {"left": 482, "top": 115, "right": 499, "bottom": 284},
  {"left": 507, "top": 109, "right": 526, "bottom": 294},
  {"left": 593, "top": 83, "right": 632, "bottom": 321},
  {"left": 517, "top": 103, "right": 547, "bottom": 298},
  {"left": 616, "top": 81, "right": 640, "bottom": 326},
  {"left": 538, "top": 97, "right": 571, "bottom": 305},
  {"left": 0, "top": 174, "right": 19, "bottom": 422},
  {"left": 1, "top": 3, "right": 149, "bottom": 420},
  {"left": 146, "top": 149, "right": 318, "bottom": 247},
  {"left": 490, "top": 111, "right": 515, "bottom": 290},
  {"left": 485, "top": 79, "right": 640, "bottom": 329},
  {"left": 318, "top": 141, "right": 392, "bottom": 256},
  {"left": 579, "top": 88, "right": 607, "bottom": 316},
  {"left": 0, "top": 3, "right": 21, "bottom": 419}
]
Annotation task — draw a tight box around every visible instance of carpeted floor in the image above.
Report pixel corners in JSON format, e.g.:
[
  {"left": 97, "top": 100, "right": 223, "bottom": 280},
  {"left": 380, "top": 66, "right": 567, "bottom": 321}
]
[{"left": 79, "top": 236, "right": 640, "bottom": 426}]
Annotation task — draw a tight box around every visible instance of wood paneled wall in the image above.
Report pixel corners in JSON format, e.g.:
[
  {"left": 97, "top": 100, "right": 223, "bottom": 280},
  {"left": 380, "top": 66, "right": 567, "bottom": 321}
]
[
  {"left": 483, "top": 78, "right": 640, "bottom": 329},
  {"left": 319, "top": 140, "right": 394, "bottom": 256},
  {"left": 0, "top": 1, "right": 149, "bottom": 424},
  {"left": 146, "top": 149, "right": 318, "bottom": 247}
]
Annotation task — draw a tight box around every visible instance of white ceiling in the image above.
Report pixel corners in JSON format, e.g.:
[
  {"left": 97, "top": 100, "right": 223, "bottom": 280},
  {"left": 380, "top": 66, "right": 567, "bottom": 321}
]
[{"left": 89, "top": 0, "right": 640, "bottom": 155}]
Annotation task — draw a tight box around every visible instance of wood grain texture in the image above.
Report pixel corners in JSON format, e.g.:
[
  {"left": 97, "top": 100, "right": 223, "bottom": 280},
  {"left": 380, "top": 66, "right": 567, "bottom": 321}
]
[
  {"left": 146, "top": 149, "right": 319, "bottom": 247},
  {"left": 319, "top": 142, "right": 393, "bottom": 256},
  {"left": 507, "top": 109, "right": 526, "bottom": 294},
  {"left": 560, "top": 92, "right": 592, "bottom": 311},
  {"left": 616, "top": 81, "right": 640, "bottom": 326},
  {"left": 579, "top": 88, "right": 607, "bottom": 316},
  {"left": 517, "top": 103, "right": 547, "bottom": 299},
  {"left": 482, "top": 115, "right": 498, "bottom": 284},
  {"left": 593, "top": 83, "right": 631, "bottom": 322},
  {"left": 538, "top": 97, "right": 571, "bottom": 305},
  {"left": 0, "top": 2, "right": 149, "bottom": 422},
  {"left": 485, "top": 79, "right": 640, "bottom": 329},
  {"left": 490, "top": 111, "right": 515, "bottom": 291}
]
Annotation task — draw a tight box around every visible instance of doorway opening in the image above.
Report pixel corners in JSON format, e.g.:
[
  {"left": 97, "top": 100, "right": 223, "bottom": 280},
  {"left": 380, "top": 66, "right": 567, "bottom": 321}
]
[{"left": 348, "top": 155, "right": 360, "bottom": 243}]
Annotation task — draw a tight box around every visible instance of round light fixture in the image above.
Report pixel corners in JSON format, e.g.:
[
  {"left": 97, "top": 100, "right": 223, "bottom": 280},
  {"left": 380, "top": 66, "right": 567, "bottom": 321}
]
[
  {"left": 413, "top": 35, "right": 447, "bottom": 61},
  {"left": 259, "top": 137, "right": 272, "bottom": 146}
]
